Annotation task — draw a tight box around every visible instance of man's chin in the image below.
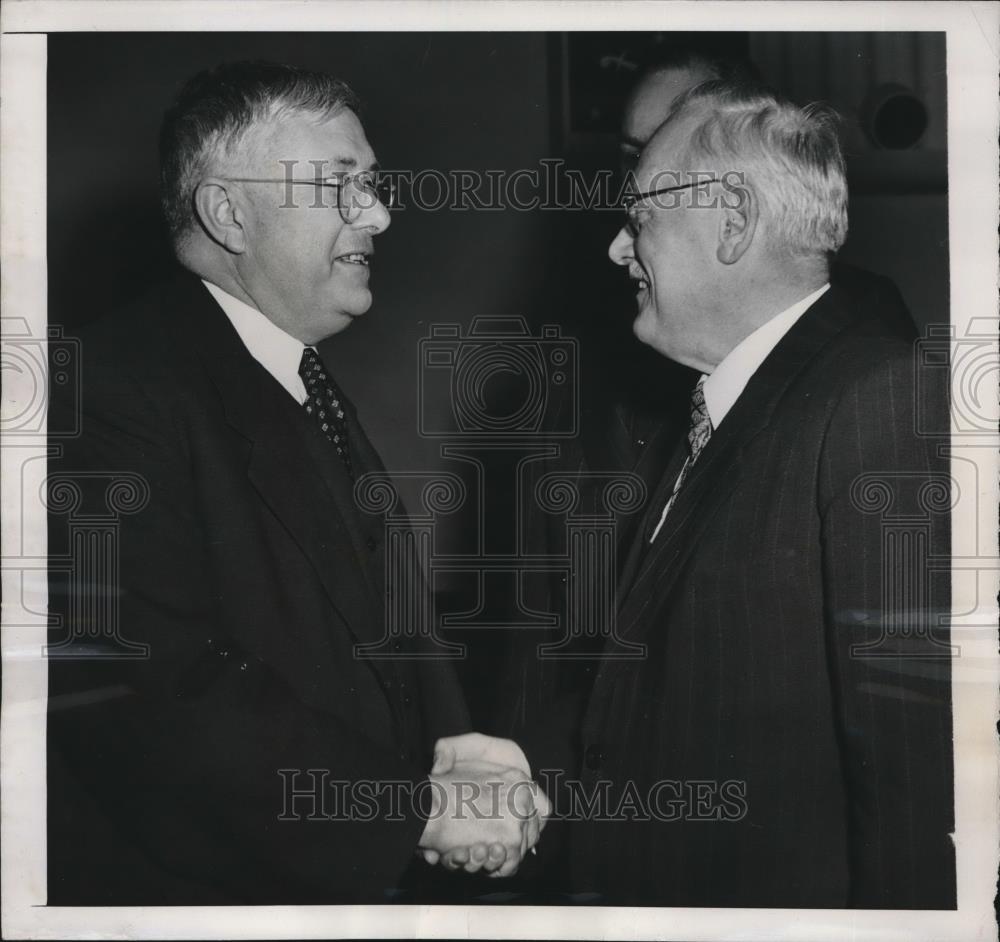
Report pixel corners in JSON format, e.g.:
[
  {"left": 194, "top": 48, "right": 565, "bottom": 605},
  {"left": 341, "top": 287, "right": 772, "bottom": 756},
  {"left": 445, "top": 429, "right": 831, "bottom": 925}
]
[
  {"left": 631, "top": 307, "right": 656, "bottom": 346},
  {"left": 348, "top": 287, "right": 374, "bottom": 317},
  {"left": 312, "top": 306, "right": 365, "bottom": 343},
  {"left": 331, "top": 291, "right": 374, "bottom": 325},
  {"left": 632, "top": 310, "right": 679, "bottom": 363}
]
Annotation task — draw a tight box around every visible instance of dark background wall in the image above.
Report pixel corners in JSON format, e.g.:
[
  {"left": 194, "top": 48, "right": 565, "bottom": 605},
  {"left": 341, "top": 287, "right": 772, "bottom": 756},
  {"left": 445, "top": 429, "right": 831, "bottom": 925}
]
[{"left": 751, "top": 32, "right": 949, "bottom": 332}]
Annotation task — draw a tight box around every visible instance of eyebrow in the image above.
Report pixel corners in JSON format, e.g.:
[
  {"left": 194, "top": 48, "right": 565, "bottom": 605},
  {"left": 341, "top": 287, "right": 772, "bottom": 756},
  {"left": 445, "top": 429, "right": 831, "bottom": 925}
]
[{"left": 328, "top": 156, "right": 381, "bottom": 172}]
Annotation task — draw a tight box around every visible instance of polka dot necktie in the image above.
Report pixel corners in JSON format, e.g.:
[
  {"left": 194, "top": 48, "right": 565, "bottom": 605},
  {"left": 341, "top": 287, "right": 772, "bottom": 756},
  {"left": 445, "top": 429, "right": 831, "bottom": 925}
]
[
  {"left": 649, "top": 375, "right": 712, "bottom": 542},
  {"left": 298, "top": 346, "right": 353, "bottom": 479}
]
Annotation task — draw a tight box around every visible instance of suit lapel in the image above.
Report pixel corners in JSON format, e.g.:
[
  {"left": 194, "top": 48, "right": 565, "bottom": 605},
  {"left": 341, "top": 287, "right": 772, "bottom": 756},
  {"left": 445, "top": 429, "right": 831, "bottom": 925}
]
[
  {"left": 610, "top": 285, "right": 866, "bottom": 655},
  {"left": 616, "top": 432, "right": 687, "bottom": 597},
  {"left": 171, "top": 274, "right": 385, "bottom": 651}
]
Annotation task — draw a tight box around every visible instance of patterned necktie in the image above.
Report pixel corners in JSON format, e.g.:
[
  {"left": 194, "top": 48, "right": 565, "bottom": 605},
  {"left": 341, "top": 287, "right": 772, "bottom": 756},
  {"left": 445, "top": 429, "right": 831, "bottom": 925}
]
[
  {"left": 298, "top": 346, "right": 353, "bottom": 478},
  {"left": 649, "top": 375, "right": 712, "bottom": 542}
]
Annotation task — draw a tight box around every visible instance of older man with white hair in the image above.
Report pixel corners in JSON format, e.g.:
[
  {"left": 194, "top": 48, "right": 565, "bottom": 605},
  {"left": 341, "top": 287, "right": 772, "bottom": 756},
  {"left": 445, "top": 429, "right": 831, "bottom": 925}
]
[{"left": 481, "top": 79, "right": 955, "bottom": 907}]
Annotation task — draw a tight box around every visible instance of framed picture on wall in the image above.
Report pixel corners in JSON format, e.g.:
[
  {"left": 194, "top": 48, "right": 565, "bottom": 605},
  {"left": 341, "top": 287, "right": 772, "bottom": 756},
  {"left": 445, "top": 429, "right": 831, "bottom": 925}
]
[{"left": 548, "top": 31, "right": 751, "bottom": 154}]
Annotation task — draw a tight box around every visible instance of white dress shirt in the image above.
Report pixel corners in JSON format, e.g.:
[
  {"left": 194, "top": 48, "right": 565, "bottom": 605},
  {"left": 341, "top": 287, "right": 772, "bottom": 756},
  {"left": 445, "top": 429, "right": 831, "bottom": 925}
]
[
  {"left": 202, "top": 279, "right": 310, "bottom": 405},
  {"left": 649, "top": 282, "right": 830, "bottom": 543},
  {"left": 701, "top": 282, "right": 830, "bottom": 430}
]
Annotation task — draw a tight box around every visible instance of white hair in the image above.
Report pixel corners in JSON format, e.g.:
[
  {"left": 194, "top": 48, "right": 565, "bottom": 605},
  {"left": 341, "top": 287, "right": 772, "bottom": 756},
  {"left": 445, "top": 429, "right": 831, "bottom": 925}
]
[{"left": 664, "top": 81, "right": 849, "bottom": 258}]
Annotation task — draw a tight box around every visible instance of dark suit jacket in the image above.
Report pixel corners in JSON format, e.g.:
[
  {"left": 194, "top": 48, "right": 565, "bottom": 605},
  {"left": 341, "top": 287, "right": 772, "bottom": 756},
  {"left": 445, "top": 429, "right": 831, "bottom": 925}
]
[
  {"left": 47, "top": 271, "right": 470, "bottom": 905},
  {"left": 500, "top": 265, "right": 916, "bottom": 722},
  {"left": 515, "top": 276, "right": 955, "bottom": 908},
  {"left": 607, "top": 262, "right": 914, "bottom": 527}
]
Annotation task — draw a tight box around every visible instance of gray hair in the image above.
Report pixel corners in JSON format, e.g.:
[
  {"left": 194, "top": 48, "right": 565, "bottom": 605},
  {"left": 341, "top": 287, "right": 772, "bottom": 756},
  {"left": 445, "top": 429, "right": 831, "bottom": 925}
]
[
  {"left": 663, "top": 80, "right": 849, "bottom": 257},
  {"left": 159, "top": 60, "right": 361, "bottom": 243}
]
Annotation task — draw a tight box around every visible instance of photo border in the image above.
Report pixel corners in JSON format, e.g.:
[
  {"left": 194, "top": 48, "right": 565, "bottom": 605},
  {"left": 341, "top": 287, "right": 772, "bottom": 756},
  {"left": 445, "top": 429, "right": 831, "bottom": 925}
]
[{"left": 2, "top": 2, "right": 997, "bottom": 939}]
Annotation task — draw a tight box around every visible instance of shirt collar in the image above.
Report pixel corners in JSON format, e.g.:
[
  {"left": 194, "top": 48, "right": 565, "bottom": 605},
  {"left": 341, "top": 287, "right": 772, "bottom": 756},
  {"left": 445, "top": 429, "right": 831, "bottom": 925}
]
[
  {"left": 202, "top": 279, "right": 309, "bottom": 405},
  {"left": 701, "top": 283, "right": 830, "bottom": 429}
]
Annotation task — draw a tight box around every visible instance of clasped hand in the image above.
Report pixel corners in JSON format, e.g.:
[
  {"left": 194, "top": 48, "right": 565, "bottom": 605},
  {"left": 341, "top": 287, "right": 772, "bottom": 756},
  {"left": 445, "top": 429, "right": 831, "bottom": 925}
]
[{"left": 417, "top": 732, "right": 550, "bottom": 878}]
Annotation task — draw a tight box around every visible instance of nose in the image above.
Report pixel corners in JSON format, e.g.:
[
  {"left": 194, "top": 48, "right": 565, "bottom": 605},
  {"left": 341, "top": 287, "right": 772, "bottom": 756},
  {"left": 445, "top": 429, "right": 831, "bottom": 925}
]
[
  {"left": 355, "top": 197, "right": 391, "bottom": 234},
  {"left": 608, "top": 226, "right": 634, "bottom": 267}
]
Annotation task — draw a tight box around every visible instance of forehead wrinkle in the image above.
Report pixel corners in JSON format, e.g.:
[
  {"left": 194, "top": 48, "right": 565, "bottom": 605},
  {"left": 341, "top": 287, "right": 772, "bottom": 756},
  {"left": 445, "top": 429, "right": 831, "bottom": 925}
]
[
  {"left": 314, "top": 113, "right": 378, "bottom": 172},
  {"left": 247, "top": 111, "right": 378, "bottom": 176},
  {"left": 638, "top": 110, "right": 705, "bottom": 187}
]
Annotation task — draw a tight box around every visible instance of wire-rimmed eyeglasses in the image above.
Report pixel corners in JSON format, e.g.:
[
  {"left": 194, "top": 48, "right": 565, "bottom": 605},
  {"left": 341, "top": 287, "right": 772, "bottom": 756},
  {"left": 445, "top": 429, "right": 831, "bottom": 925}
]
[
  {"left": 620, "top": 177, "right": 721, "bottom": 236},
  {"left": 224, "top": 170, "right": 396, "bottom": 224},
  {"left": 620, "top": 177, "right": 720, "bottom": 214}
]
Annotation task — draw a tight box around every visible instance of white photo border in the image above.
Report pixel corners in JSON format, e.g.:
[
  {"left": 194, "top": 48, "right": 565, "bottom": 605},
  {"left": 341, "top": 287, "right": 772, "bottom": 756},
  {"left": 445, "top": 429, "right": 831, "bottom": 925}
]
[{"left": 2, "top": 2, "right": 998, "bottom": 939}]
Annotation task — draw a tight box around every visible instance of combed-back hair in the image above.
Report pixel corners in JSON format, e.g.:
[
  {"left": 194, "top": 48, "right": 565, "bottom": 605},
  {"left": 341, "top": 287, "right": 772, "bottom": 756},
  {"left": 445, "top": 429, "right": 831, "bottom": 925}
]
[
  {"left": 159, "top": 60, "right": 361, "bottom": 243},
  {"left": 663, "top": 79, "right": 848, "bottom": 257}
]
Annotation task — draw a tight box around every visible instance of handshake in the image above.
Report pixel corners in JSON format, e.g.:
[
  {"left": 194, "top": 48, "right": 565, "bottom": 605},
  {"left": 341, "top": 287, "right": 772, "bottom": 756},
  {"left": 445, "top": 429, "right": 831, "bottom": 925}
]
[{"left": 417, "top": 732, "right": 551, "bottom": 878}]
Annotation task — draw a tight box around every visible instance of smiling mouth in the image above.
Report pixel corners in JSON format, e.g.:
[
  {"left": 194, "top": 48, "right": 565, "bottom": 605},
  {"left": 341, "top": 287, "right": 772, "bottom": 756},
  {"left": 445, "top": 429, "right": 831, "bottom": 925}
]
[
  {"left": 336, "top": 252, "right": 371, "bottom": 266},
  {"left": 627, "top": 266, "right": 648, "bottom": 294}
]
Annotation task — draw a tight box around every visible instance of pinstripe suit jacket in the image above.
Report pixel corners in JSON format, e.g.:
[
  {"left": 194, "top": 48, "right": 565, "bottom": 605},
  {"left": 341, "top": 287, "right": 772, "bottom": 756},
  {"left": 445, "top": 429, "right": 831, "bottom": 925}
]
[{"left": 525, "top": 279, "right": 954, "bottom": 908}]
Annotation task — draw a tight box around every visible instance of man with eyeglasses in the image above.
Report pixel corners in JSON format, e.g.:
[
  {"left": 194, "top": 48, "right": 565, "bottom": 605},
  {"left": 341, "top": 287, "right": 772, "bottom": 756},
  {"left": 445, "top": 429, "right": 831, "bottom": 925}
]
[
  {"left": 611, "top": 46, "right": 913, "bottom": 507},
  {"left": 495, "top": 79, "right": 954, "bottom": 907},
  {"left": 607, "top": 45, "right": 912, "bottom": 570},
  {"left": 47, "top": 60, "right": 548, "bottom": 905}
]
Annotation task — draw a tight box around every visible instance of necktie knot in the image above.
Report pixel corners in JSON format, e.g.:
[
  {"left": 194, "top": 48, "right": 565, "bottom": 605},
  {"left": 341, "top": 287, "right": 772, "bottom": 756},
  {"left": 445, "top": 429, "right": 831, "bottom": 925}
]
[{"left": 298, "top": 347, "right": 353, "bottom": 478}]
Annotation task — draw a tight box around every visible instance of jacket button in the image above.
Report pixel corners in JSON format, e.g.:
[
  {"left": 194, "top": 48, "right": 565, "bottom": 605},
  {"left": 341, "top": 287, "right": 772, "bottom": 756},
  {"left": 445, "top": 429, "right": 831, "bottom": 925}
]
[
  {"left": 366, "top": 537, "right": 377, "bottom": 551},
  {"left": 584, "top": 743, "right": 603, "bottom": 771}
]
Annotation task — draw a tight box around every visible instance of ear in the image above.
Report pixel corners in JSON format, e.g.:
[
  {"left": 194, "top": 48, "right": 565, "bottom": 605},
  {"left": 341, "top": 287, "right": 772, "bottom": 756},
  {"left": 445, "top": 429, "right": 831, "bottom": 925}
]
[
  {"left": 193, "top": 177, "right": 248, "bottom": 253},
  {"left": 716, "top": 180, "right": 758, "bottom": 265}
]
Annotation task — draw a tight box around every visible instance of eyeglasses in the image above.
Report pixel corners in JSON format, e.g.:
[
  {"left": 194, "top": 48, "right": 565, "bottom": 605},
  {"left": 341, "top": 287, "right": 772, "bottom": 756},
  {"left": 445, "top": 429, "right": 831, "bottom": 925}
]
[
  {"left": 621, "top": 177, "right": 720, "bottom": 235},
  {"left": 225, "top": 170, "right": 396, "bottom": 224},
  {"left": 621, "top": 177, "right": 721, "bottom": 213}
]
